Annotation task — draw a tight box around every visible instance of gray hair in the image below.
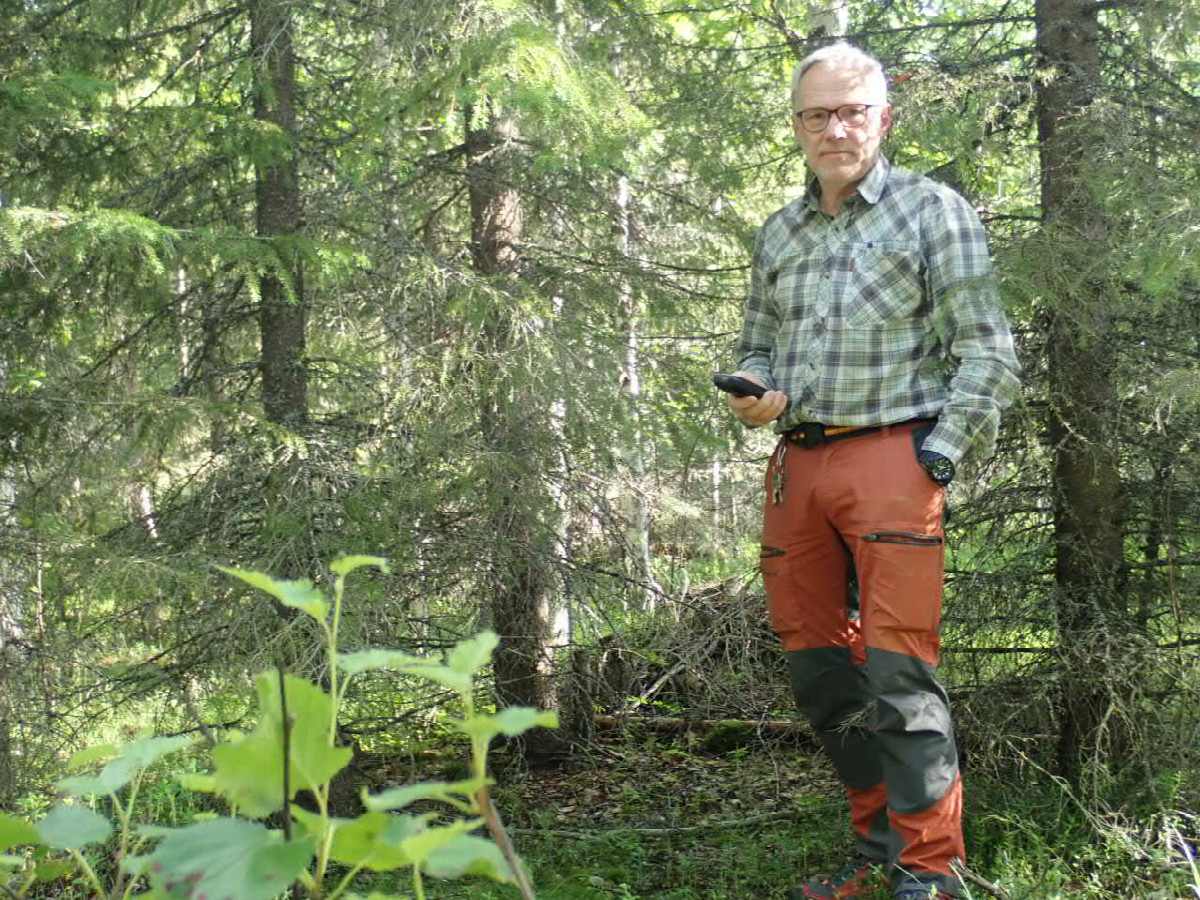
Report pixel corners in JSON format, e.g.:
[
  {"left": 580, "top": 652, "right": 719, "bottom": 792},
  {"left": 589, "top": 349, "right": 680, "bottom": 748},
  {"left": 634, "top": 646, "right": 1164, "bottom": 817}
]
[{"left": 791, "top": 42, "right": 888, "bottom": 106}]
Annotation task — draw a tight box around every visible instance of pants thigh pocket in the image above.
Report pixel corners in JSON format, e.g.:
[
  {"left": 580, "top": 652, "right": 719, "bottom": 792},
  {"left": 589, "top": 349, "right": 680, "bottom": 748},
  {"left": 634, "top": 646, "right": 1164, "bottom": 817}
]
[{"left": 858, "top": 532, "right": 945, "bottom": 637}]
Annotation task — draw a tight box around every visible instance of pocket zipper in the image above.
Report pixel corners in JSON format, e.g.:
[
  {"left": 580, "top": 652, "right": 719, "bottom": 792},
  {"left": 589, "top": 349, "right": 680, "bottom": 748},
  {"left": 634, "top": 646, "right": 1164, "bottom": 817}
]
[{"left": 862, "top": 531, "right": 943, "bottom": 546}]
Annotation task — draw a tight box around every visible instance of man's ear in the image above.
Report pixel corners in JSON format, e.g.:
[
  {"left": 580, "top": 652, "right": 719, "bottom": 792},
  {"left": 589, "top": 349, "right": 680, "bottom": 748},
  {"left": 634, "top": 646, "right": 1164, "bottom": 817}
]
[{"left": 880, "top": 104, "right": 893, "bottom": 136}]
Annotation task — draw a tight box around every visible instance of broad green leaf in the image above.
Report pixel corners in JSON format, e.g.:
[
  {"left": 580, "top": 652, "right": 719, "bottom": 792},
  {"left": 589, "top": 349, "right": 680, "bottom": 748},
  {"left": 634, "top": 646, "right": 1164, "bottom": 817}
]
[
  {"left": 134, "top": 824, "right": 176, "bottom": 840},
  {"left": 67, "top": 744, "right": 119, "bottom": 771},
  {"left": 336, "top": 649, "right": 425, "bottom": 676},
  {"left": 176, "top": 773, "right": 218, "bottom": 793},
  {"left": 118, "top": 734, "right": 192, "bottom": 769},
  {"left": 330, "top": 555, "right": 390, "bottom": 576},
  {"left": 402, "top": 663, "right": 470, "bottom": 693},
  {"left": 36, "top": 805, "right": 112, "bottom": 849},
  {"left": 218, "top": 566, "right": 288, "bottom": 596},
  {"left": 446, "top": 631, "right": 499, "bottom": 676},
  {"left": 145, "top": 818, "right": 314, "bottom": 900},
  {"left": 291, "top": 806, "right": 431, "bottom": 872},
  {"left": 458, "top": 708, "right": 557, "bottom": 743},
  {"left": 59, "top": 735, "right": 191, "bottom": 798},
  {"left": 364, "top": 777, "right": 489, "bottom": 813},
  {"left": 457, "top": 715, "right": 501, "bottom": 743},
  {"left": 122, "top": 851, "right": 157, "bottom": 877},
  {"left": 424, "top": 833, "right": 516, "bottom": 882},
  {"left": 210, "top": 673, "right": 352, "bottom": 817},
  {"left": 219, "top": 567, "right": 330, "bottom": 620},
  {"left": 399, "top": 818, "right": 482, "bottom": 865},
  {"left": 0, "top": 812, "right": 43, "bottom": 850},
  {"left": 318, "top": 810, "right": 424, "bottom": 872},
  {"left": 493, "top": 707, "right": 558, "bottom": 736},
  {"left": 56, "top": 773, "right": 115, "bottom": 797},
  {"left": 287, "top": 805, "right": 327, "bottom": 841},
  {"left": 34, "top": 859, "right": 75, "bottom": 882}
]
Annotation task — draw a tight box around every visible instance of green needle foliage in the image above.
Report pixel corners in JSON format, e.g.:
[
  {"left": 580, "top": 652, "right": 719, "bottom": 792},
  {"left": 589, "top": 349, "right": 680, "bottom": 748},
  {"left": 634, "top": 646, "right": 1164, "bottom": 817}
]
[{"left": 0, "top": 556, "right": 556, "bottom": 900}]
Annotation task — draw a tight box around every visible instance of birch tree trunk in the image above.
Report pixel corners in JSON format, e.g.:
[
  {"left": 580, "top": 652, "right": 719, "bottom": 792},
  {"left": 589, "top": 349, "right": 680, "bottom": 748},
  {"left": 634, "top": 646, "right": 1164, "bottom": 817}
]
[
  {"left": 614, "top": 171, "right": 659, "bottom": 609},
  {"left": 0, "top": 354, "right": 16, "bottom": 801}
]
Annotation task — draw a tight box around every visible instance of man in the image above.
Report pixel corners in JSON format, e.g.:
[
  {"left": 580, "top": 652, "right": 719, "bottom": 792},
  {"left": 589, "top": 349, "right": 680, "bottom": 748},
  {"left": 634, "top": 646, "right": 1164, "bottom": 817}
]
[{"left": 727, "top": 43, "right": 1019, "bottom": 900}]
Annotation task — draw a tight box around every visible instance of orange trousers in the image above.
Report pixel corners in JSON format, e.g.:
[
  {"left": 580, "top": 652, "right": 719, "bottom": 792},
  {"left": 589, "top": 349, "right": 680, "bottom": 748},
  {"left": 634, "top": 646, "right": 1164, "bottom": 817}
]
[{"left": 760, "top": 422, "right": 964, "bottom": 896}]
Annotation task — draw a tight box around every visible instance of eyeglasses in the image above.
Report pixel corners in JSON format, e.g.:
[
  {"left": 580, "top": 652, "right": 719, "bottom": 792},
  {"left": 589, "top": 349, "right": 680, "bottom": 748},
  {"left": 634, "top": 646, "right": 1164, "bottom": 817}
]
[{"left": 793, "top": 104, "right": 878, "bottom": 133}]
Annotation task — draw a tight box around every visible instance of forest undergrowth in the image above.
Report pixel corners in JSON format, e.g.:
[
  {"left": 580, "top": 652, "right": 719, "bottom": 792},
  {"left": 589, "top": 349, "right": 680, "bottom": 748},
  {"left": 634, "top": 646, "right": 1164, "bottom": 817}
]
[
  {"left": 6, "top": 566, "right": 1194, "bottom": 900},
  {"left": 444, "top": 728, "right": 1200, "bottom": 900}
]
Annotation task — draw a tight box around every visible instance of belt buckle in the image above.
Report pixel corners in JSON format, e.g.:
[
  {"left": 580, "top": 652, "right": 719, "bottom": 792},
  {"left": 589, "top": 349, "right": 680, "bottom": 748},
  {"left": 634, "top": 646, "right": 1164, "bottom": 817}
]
[{"left": 793, "top": 422, "right": 825, "bottom": 448}]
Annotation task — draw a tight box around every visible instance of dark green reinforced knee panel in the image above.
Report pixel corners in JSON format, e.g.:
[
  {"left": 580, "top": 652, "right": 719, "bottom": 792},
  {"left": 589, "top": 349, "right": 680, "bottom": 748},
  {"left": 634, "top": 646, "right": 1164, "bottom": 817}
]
[{"left": 785, "top": 646, "right": 959, "bottom": 814}]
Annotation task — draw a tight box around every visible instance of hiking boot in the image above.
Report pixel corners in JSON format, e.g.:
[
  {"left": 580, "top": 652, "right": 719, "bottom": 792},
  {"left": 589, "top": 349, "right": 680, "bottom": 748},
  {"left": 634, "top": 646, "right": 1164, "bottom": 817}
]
[{"left": 788, "top": 855, "right": 884, "bottom": 899}]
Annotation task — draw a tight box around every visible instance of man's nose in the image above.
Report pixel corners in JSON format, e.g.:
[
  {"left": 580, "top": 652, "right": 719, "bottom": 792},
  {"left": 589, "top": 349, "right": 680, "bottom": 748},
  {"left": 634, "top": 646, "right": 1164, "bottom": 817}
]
[{"left": 824, "top": 116, "right": 849, "bottom": 138}]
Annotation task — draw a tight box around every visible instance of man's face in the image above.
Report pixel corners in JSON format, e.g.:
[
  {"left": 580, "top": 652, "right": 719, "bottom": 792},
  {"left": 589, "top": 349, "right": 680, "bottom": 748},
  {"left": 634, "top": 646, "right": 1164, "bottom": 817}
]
[{"left": 793, "top": 62, "right": 891, "bottom": 197}]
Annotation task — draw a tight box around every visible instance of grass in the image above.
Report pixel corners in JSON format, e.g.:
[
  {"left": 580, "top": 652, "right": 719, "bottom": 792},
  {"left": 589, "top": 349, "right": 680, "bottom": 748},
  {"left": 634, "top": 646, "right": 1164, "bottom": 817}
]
[
  {"left": 13, "top": 724, "right": 1196, "bottom": 899},
  {"left": 359, "top": 730, "right": 1199, "bottom": 900}
]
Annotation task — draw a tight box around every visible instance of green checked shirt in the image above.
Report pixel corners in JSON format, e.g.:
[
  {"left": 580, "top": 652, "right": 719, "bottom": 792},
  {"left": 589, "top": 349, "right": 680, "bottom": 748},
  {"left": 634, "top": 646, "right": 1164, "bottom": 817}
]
[{"left": 735, "top": 156, "right": 1019, "bottom": 464}]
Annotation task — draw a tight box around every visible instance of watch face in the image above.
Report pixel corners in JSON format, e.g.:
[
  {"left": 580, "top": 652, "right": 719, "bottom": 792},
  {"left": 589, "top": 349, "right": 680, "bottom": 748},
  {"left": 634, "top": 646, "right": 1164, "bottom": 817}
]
[{"left": 926, "top": 458, "right": 954, "bottom": 485}]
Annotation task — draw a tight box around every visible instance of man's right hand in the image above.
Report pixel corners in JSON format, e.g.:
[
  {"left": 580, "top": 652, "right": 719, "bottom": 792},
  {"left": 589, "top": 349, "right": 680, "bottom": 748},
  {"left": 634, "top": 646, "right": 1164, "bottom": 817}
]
[{"left": 726, "top": 372, "right": 788, "bottom": 427}]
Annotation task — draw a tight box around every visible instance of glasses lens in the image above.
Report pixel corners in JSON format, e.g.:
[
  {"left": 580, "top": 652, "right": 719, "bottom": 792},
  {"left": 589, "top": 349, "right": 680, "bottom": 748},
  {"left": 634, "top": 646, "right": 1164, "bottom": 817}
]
[
  {"left": 839, "top": 105, "right": 868, "bottom": 127},
  {"left": 799, "top": 111, "right": 827, "bottom": 132}
]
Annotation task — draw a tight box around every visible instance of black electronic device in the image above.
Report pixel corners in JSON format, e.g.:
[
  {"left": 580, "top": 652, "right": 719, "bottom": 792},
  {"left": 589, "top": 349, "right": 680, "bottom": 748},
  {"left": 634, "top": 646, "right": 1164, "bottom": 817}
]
[{"left": 712, "top": 373, "right": 768, "bottom": 399}]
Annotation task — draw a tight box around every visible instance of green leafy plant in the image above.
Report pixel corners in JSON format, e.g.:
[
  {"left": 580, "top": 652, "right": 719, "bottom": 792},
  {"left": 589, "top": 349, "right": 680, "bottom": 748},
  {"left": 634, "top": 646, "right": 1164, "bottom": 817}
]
[{"left": 0, "top": 555, "right": 555, "bottom": 900}]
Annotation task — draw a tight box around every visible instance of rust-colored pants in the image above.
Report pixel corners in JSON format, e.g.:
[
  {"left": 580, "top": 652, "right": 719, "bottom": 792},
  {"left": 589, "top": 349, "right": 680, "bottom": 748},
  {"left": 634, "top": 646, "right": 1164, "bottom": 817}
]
[{"left": 760, "top": 422, "right": 964, "bottom": 896}]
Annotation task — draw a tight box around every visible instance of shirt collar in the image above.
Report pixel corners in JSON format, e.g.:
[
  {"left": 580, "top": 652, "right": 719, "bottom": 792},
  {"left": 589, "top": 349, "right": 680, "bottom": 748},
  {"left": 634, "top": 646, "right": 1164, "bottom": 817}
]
[{"left": 803, "top": 155, "right": 891, "bottom": 211}]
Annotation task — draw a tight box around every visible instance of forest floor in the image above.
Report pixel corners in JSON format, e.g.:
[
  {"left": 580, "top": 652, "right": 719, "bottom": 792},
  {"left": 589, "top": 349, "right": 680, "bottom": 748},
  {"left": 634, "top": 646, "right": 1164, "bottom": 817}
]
[{"left": 376, "top": 726, "right": 1197, "bottom": 900}]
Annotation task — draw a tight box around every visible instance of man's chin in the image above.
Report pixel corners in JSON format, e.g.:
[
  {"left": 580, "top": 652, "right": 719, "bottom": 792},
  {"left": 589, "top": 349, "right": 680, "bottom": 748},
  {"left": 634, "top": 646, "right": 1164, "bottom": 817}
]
[{"left": 815, "top": 162, "right": 865, "bottom": 188}]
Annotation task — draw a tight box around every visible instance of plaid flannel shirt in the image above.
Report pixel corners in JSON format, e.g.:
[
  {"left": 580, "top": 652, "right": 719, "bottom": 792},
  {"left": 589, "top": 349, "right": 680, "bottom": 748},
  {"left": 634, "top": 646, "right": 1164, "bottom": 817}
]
[{"left": 735, "top": 157, "right": 1019, "bottom": 464}]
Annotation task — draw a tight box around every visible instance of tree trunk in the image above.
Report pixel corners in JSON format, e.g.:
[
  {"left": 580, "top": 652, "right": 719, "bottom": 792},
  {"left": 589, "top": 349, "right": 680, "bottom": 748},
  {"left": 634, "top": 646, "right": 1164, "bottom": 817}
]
[
  {"left": 466, "top": 112, "right": 562, "bottom": 758},
  {"left": 1036, "top": 0, "right": 1130, "bottom": 783},
  {"left": 251, "top": 0, "right": 307, "bottom": 429},
  {"left": 614, "top": 171, "right": 658, "bottom": 609},
  {"left": 0, "top": 357, "right": 20, "bottom": 802}
]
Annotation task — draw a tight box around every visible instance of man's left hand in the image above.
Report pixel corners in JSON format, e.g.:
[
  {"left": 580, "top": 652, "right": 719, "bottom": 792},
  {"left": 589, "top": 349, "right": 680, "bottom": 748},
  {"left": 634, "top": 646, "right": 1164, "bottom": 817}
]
[{"left": 917, "top": 450, "right": 955, "bottom": 486}]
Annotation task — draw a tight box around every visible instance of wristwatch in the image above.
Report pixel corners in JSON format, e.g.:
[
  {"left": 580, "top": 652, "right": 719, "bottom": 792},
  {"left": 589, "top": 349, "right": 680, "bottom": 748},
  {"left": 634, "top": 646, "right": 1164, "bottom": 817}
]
[{"left": 917, "top": 450, "right": 955, "bottom": 487}]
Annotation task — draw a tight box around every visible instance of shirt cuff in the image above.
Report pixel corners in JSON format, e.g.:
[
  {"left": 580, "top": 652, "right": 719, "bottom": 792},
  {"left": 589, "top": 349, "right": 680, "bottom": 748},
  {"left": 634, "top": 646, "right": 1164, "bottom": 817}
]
[
  {"left": 735, "top": 364, "right": 776, "bottom": 392},
  {"left": 919, "top": 420, "right": 969, "bottom": 466}
]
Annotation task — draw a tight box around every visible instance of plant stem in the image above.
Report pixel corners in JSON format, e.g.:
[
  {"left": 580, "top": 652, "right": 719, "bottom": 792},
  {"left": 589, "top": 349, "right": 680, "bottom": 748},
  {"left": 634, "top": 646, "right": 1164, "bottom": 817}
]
[
  {"left": 461, "top": 669, "right": 535, "bottom": 899},
  {"left": 327, "top": 574, "right": 345, "bottom": 745},
  {"left": 108, "top": 786, "right": 132, "bottom": 897},
  {"left": 69, "top": 849, "right": 106, "bottom": 899},
  {"left": 278, "top": 662, "right": 293, "bottom": 843},
  {"left": 326, "top": 861, "right": 366, "bottom": 900},
  {"left": 312, "top": 573, "right": 345, "bottom": 892},
  {"left": 411, "top": 864, "right": 426, "bottom": 900},
  {"left": 297, "top": 869, "right": 319, "bottom": 894},
  {"left": 477, "top": 784, "right": 537, "bottom": 900}
]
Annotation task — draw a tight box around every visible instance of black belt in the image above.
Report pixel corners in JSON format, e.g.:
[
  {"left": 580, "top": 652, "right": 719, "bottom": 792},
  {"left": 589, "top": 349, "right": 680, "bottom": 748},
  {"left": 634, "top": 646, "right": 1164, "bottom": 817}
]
[{"left": 784, "top": 418, "right": 936, "bottom": 450}]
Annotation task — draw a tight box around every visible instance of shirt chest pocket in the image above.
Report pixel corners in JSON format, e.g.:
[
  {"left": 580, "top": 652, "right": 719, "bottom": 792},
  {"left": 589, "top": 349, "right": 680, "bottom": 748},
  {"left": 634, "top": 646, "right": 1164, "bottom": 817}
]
[{"left": 843, "top": 242, "right": 925, "bottom": 328}]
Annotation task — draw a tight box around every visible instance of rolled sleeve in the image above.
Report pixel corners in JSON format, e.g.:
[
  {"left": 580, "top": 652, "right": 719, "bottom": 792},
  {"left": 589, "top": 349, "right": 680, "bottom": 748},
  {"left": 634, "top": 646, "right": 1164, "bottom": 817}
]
[{"left": 922, "top": 193, "right": 1020, "bottom": 464}]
